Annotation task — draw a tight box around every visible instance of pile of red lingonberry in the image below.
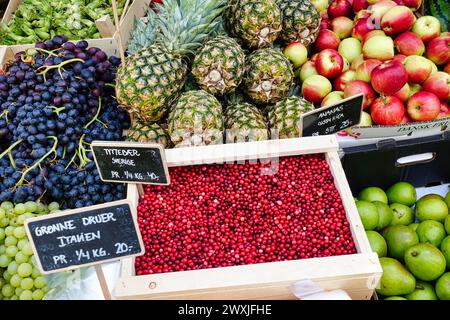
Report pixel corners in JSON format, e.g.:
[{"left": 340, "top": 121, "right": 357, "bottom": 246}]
[{"left": 135, "top": 154, "right": 357, "bottom": 275}]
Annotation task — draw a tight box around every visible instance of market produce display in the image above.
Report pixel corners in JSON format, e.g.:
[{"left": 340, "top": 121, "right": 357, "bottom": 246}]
[
  {"left": 0, "top": 36, "right": 129, "bottom": 207},
  {"left": 135, "top": 154, "right": 356, "bottom": 275},
  {"left": 0, "top": 200, "right": 56, "bottom": 300},
  {"left": 116, "top": 0, "right": 322, "bottom": 147},
  {"left": 355, "top": 182, "right": 450, "bottom": 300},
  {"left": 293, "top": 0, "right": 450, "bottom": 126},
  {"left": 0, "top": 0, "right": 128, "bottom": 45},
  {"left": 424, "top": 0, "right": 449, "bottom": 32}
]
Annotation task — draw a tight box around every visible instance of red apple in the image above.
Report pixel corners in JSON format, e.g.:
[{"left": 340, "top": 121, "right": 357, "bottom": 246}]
[
  {"left": 355, "top": 9, "right": 371, "bottom": 20},
  {"left": 299, "top": 61, "right": 318, "bottom": 82},
  {"left": 352, "top": 0, "right": 369, "bottom": 12},
  {"left": 407, "top": 91, "right": 441, "bottom": 121},
  {"left": 368, "top": 0, "right": 397, "bottom": 21},
  {"left": 333, "top": 70, "right": 356, "bottom": 91},
  {"left": 381, "top": 6, "right": 415, "bottom": 36},
  {"left": 371, "top": 95, "right": 405, "bottom": 125},
  {"left": 316, "top": 49, "right": 344, "bottom": 79},
  {"left": 355, "top": 58, "right": 382, "bottom": 82},
  {"left": 321, "top": 91, "right": 345, "bottom": 107},
  {"left": 283, "top": 42, "right": 309, "bottom": 68},
  {"left": 310, "top": 53, "right": 319, "bottom": 62},
  {"left": 328, "top": 0, "right": 354, "bottom": 19},
  {"left": 422, "top": 71, "right": 450, "bottom": 101},
  {"left": 321, "top": 10, "right": 329, "bottom": 20},
  {"left": 342, "top": 56, "right": 351, "bottom": 72},
  {"left": 401, "top": 114, "right": 412, "bottom": 124},
  {"left": 363, "top": 35, "right": 394, "bottom": 61},
  {"left": 437, "top": 101, "right": 450, "bottom": 119},
  {"left": 371, "top": 60, "right": 408, "bottom": 95},
  {"left": 403, "top": 55, "right": 433, "bottom": 84},
  {"left": 352, "top": 18, "right": 374, "bottom": 41},
  {"left": 392, "top": 54, "right": 407, "bottom": 64},
  {"left": 444, "top": 63, "right": 450, "bottom": 74},
  {"left": 331, "top": 17, "right": 354, "bottom": 39},
  {"left": 363, "top": 30, "right": 386, "bottom": 44},
  {"left": 320, "top": 19, "right": 332, "bottom": 30},
  {"left": 412, "top": 16, "right": 441, "bottom": 42},
  {"left": 301, "top": 75, "right": 333, "bottom": 103},
  {"left": 426, "top": 35, "right": 450, "bottom": 65},
  {"left": 344, "top": 80, "right": 376, "bottom": 109},
  {"left": 393, "top": 83, "right": 411, "bottom": 102},
  {"left": 315, "top": 29, "right": 341, "bottom": 51},
  {"left": 402, "top": 0, "right": 422, "bottom": 11},
  {"left": 394, "top": 31, "right": 425, "bottom": 56}
]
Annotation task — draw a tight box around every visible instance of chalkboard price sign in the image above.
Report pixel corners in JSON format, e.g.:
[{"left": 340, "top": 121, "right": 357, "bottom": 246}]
[
  {"left": 24, "top": 200, "right": 144, "bottom": 274},
  {"left": 91, "top": 141, "right": 170, "bottom": 185},
  {"left": 301, "top": 93, "right": 363, "bottom": 137}
]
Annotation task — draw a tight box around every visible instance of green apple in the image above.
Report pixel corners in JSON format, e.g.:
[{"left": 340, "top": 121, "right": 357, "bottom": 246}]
[
  {"left": 338, "top": 38, "right": 362, "bottom": 64},
  {"left": 359, "top": 111, "right": 373, "bottom": 127},
  {"left": 283, "top": 42, "right": 308, "bottom": 68},
  {"left": 299, "top": 61, "right": 318, "bottom": 82},
  {"left": 363, "top": 36, "right": 395, "bottom": 61},
  {"left": 321, "top": 91, "right": 344, "bottom": 107}
]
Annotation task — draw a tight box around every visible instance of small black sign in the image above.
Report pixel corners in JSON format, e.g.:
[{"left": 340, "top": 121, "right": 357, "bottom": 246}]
[
  {"left": 301, "top": 93, "right": 364, "bottom": 137},
  {"left": 24, "top": 200, "right": 144, "bottom": 274},
  {"left": 91, "top": 141, "right": 170, "bottom": 185}
]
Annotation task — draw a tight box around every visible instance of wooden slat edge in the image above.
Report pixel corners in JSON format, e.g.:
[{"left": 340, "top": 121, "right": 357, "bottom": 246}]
[
  {"left": 115, "top": 0, "right": 151, "bottom": 49},
  {"left": 95, "top": 15, "right": 115, "bottom": 38},
  {"left": 1, "top": 0, "right": 20, "bottom": 24}
]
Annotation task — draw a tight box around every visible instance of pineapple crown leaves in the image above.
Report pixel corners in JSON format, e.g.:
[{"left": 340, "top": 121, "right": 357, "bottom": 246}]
[{"left": 127, "top": 0, "right": 226, "bottom": 57}]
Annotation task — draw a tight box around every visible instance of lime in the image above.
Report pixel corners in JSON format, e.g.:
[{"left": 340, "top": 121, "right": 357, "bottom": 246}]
[
  {"left": 373, "top": 201, "right": 393, "bottom": 231},
  {"left": 386, "top": 182, "right": 416, "bottom": 206},
  {"left": 384, "top": 225, "right": 419, "bottom": 260},
  {"left": 419, "top": 194, "right": 444, "bottom": 201},
  {"left": 384, "top": 296, "right": 407, "bottom": 300},
  {"left": 356, "top": 201, "right": 379, "bottom": 230},
  {"left": 435, "top": 272, "right": 450, "bottom": 300},
  {"left": 445, "top": 191, "right": 450, "bottom": 210},
  {"left": 415, "top": 197, "right": 449, "bottom": 222},
  {"left": 416, "top": 220, "right": 446, "bottom": 247},
  {"left": 389, "top": 203, "right": 415, "bottom": 226},
  {"left": 441, "top": 236, "right": 450, "bottom": 269},
  {"left": 366, "top": 231, "right": 387, "bottom": 257},
  {"left": 358, "top": 187, "right": 388, "bottom": 204},
  {"left": 408, "top": 223, "right": 419, "bottom": 232},
  {"left": 405, "top": 281, "right": 438, "bottom": 300},
  {"left": 404, "top": 243, "right": 446, "bottom": 281},
  {"left": 445, "top": 215, "right": 450, "bottom": 235}
]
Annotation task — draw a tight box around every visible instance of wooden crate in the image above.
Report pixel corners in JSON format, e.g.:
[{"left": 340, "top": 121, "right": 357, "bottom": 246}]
[{"left": 115, "top": 135, "right": 382, "bottom": 300}]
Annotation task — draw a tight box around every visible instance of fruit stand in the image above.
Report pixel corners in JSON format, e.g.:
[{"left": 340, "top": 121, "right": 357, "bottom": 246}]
[{"left": 0, "top": 0, "right": 449, "bottom": 302}]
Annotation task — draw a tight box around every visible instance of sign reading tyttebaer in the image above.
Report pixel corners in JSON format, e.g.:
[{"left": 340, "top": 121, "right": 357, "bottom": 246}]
[{"left": 24, "top": 200, "right": 144, "bottom": 274}]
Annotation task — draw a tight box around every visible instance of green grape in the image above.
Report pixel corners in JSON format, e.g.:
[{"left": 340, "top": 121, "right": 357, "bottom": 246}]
[
  {"left": 2, "top": 270, "right": 11, "bottom": 281},
  {"left": 15, "top": 252, "right": 28, "bottom": 264},
  {"left": 0, "top": 277, "right": 5, "bottom": 288},
  {"left": 2, "top": 284, "right": 13, "bottom": 297},
  {"left": 0, "top": 254, "right": 11, "bottom": 267},
  {"left": 5, "top": 226, "right": 14, "bottom": 236},
  {"left": 10, "top": 295, "right": 18, "bottom": 300},
  {"left": 7, "top": 261, "right": 18, "bottom": 275},
  {"left": 17, "top": 239, "right": 28, "bottom": 250},
  {"left": 13, "top": 227, "right": 26, "bottom": 239},
  {"left": 6, "top": 246, "right": 18, "bottom": 257},
  {"left": 36, "top": 203, "right": 46, "bottom": 214},
  {"left": 0, "top": 202, "right": 13, "bottom": 211},
  {"left": 0, "top": 217, "right": 9, "bottom": 228},
  {"left": 4, "top": 236, "right": 17, "bottom": 247},
  {"left": 19, "top": 290, "right": 33, "bottom": 300},
  {"left": 0, "top": 208, "right": 5, "bottom": 219},
  {"left": 14, "top": 287, "right": 22, "bottom": 296},
  {"left": 31, "top": 267, "right": 41, "bottom": 279},
  {"left": 0, "top": 292, "right": 3, "bottom": 299},
  {"left": 32, "top": 289, "right": 44, "bottom": 300},
  {"left": 16, "top": 215, "right": 26, "bottom": 225},
  {"left": 43, "top": 285, "right": 50, "bottom": 293},
  {"left": 14, "top": 204, "right": 26, "bottom": 215},
  {"left": 9, "top": 218, "right": 20, "bottom": 227},
  {"left": 0, "top": 245, "right": 6, "bottom": 254},
  {"left": 9, "top": 274, "right": 22, "bottom": 288},
  {"left": 34, "top": 276, "right": 47, "bottom": 289},
  {"left": 22, "top": 243, "right": 33, "bottom": 256},
  {"left": 24, "top": 201, "right": 38, "bottom": 213},
  {"left": 17, "top": 263, "right": 32, "bottom": 277},
  {"left": 6, "top": 208, "right": 15, "bottom": 218},
  {"left": 20, "top": 278, "right": 33, "bottom": 290},
  {"left": 48, "top": 202, "right": 60, "bottom": 212},
  {"left": 0, "top": 228, "right": 5, "bottom": 241}
]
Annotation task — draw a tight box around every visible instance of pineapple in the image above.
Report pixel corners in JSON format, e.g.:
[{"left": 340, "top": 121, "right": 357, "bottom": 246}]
[
  {"left": 242, "top": 48, "right": 294, "bottom": 105},
  {"left": 267, "top": 96, "right": 314, "bottom": 139},
  {"left": 126, "top": 121, "right": 172, "bottom": 148},
  {"left": 224, "top": 0, "right": 282, "bottom": 49},
  {"left": 225, "top": 102, "right": 269, "bottom": 143},
  {"left": 115, "top": 0, "right": 226, "bottom": 123},
  {"left": 277, "top": 0, "right": 321, "bottom": 47},
  {"left": 168, "top": 90, "right": 224, "bottom": 147},
  {"left": 192, "top": 35, "right": 245, "bottom": 95}
]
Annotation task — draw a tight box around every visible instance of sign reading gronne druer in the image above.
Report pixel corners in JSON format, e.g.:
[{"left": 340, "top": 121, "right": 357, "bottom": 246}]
[
  {"left": 90, "top": 141, "right": 170, "bottom": 185},
  {"left": 24, "top": 200, "right": 144, "bottom": 274}
]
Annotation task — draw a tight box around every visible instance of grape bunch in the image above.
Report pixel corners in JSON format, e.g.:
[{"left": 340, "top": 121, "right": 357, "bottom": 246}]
[
  {"left": 0, "top": 200, "right": 56, "bottom": 300},
  {"left": 0, "top": 36, "right": 129, "bottom": 208}
]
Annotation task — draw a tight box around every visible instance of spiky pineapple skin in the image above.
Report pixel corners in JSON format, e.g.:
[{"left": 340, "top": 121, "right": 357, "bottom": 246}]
[
  {"left": 224, "top": 0, "right": 282, "bottom": 49},
  {"left": 126, "top": 121, "right": 172, "bottom": 148},
  {"left": 168, "top": 90, "right": 224, "bottom": 147},
  {"left": 225, "top": 102, "right": 269, "bottom": 143},
  {"left": 115, "top": 44, "right": 187, "bottom": 123},
  {"left": 192, "top": 35, "right": 246, "bottom": 95},
  {"left": 267, "top": 96, "right": 314, "bottom": 139},
  {"left": 243, "top": 48, "right": 294, "bottom": 105},
  {"left": 277, "top": 0, "right": 321, "bottom": 47}
]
